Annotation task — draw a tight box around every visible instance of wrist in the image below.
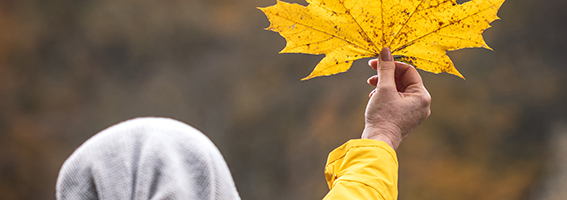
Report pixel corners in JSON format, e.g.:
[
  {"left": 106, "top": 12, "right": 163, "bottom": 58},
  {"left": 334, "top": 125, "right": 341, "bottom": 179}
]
[{"left": 361, "top": 125, "right": 403, "bottom": 150}]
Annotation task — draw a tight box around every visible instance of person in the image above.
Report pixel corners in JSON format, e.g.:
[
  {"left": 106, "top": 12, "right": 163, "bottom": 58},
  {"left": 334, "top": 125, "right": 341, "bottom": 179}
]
[
  {"left": 55, "top": 47, "right": 431, "bottom": 200},
  {"left": 322, "top": 47, "right": 431, "bottom": 199}
]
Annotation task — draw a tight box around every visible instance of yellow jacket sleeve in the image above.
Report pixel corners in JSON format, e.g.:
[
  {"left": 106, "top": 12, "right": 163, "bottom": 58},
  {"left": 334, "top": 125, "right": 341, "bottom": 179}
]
[{"left": 323, "top": 139, "right": 398, "bottom": 200}]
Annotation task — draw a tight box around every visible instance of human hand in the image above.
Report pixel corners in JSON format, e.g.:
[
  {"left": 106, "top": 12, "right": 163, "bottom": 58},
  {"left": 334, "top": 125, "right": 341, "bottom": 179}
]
[{"left": 362, "top": 47, "right": 431, "bottom": 150}]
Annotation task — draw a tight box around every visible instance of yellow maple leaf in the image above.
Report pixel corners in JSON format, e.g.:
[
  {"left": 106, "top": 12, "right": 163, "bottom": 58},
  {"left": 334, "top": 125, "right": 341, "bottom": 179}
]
[{"left": 259, "top": 0, "right": 506, "bottom": 80}]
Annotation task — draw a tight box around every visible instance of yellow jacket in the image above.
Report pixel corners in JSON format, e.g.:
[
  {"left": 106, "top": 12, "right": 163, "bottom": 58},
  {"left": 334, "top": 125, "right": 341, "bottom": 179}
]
[{"left": 323, "top": 139, "right": 398, "bottom": 200}]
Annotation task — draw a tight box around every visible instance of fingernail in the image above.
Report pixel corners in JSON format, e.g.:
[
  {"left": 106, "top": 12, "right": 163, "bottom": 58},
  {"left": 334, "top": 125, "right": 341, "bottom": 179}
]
[{"left": 380, "top": 47, "right": 391, "bottom": 61}]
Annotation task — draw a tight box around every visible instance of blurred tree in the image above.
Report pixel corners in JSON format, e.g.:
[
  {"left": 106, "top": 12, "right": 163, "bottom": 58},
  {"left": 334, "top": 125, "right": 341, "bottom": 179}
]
[{"left": 0, "top": 0, "right": 565, "bottom": 200}]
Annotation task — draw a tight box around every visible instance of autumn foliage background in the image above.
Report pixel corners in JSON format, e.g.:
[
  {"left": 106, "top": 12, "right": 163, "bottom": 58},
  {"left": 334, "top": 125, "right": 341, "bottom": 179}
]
[{"left": 1, "top": 0, "right": 566, "bottom": 199}]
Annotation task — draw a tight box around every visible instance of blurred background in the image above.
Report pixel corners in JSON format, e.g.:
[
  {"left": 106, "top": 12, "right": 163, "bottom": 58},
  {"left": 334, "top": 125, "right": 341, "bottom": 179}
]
[{"left": 1, "top": 0, "right": 566, "bottom": 199}]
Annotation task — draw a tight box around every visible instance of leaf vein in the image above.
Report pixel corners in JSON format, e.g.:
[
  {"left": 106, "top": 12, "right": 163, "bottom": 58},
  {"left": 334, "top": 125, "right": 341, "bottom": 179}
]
[
  {"left": 272, "top": 11, "right": 371, "bottom": 54},
  {"left": 387, "top": 0, "right": 426, "bottom": 48},
  {"left": 337, "top": 0, "right": 380, "bottom": 53},
  {"left": 392, "top": 3, "right": 497, "bottom": 52}
]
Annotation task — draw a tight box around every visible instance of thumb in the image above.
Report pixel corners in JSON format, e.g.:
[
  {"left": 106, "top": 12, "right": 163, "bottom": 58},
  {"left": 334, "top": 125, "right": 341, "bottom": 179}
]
[{"left": 377, "top": 47, "right": 396, "bottom": 89}]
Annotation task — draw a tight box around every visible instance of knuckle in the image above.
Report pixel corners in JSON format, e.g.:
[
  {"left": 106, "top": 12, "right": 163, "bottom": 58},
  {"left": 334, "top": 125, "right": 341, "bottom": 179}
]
[
  {"left": 419, "top": 94, "right": 431, "bottom": 107},
  {"left": 379, "top": 64, "right": 396, "bottom": 71}
]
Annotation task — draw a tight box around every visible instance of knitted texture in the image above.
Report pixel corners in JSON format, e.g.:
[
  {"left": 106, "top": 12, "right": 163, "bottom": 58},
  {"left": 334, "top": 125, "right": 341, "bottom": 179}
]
[{"left": 56, "top": 117, "right": 240, "bottom": 200}]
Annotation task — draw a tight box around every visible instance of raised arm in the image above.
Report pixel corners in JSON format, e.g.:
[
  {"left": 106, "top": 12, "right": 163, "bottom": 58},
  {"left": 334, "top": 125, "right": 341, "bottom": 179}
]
[
  {"left": 363, "top": 47, "right": 431, "bottom": 150},
  {"left": 323, "top": 47, "right": 431, "bottom": 200}
]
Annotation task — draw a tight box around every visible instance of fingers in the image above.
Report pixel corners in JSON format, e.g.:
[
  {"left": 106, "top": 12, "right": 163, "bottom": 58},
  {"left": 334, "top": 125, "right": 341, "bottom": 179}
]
[
  {"left": 377, "top": 47, "right": 396, "bottom": 89},
  {"left": 369, "top": 89, "right": 377, "bottom": 97},
  {"left": 394, "top": 61, "right": 423, "bottom": 91},
  {"left": 368, "top": 62, "right": 415, "bottom": 88},
  {"left": 367, "top": 75, "right": 378, "bottom": 86},
  {"left": 367, "top": 48, "right": 425, "bottom": 94},
  {"left": 368, "top": 59, "right": 378, "bottom": 71}
]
